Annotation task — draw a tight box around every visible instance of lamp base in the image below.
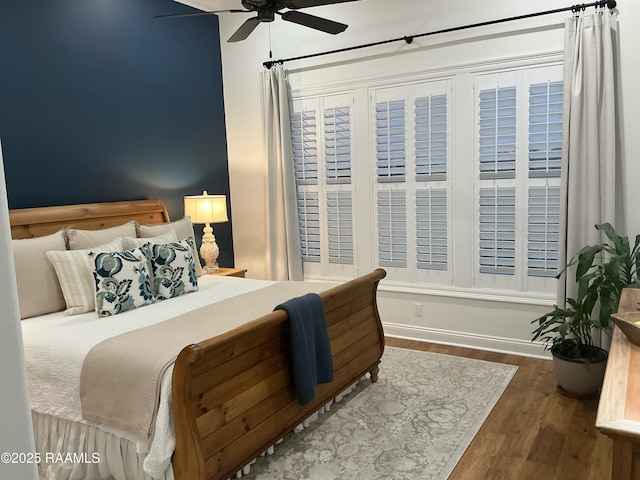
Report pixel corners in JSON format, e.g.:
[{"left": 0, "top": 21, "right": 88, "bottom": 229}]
[
  {"left": 200, "top": 223, "right": 221, "bottom": 275},
  {"left": 203, "top": 264, "right": 220, "bottom": 274}
]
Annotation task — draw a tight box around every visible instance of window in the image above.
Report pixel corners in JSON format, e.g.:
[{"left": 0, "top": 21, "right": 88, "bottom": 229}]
[
  {"left": 371, "top": 81, "right": 452, "bottom": 285},
  {"left": 474, "top": 66, "right": 563, "bottom": 293},
  {"left": 291, "top": 93, "right": 357, "bottom": 278},
  {"left": 291, "top": 59, "right": 562, "bottom": 300}
]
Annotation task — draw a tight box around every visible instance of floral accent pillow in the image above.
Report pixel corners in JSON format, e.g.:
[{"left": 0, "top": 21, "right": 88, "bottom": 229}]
[
  {"left": 138, "top": 217, "right": 204, "bottom": 277},
  {"left": 150, "top": 237, "right": 198, "bottom": 300},
  {"left": 93, "top": 245, "right": 155, "bottom": 317}
]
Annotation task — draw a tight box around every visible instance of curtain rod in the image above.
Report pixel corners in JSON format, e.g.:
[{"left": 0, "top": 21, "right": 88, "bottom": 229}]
[{"left": 263, "top": 0, "right": 616, "bottom": 69}]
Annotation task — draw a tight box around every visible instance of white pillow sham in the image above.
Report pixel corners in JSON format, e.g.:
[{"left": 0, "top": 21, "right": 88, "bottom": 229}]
[
  {"left": 66, "top": 221, "right": 137, "bottom": 250},
  {"left": 122, "top": 230, "right": 177, "bottom": 250}
]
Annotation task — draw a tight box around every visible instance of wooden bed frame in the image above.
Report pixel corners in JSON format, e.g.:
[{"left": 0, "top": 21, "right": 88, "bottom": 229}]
[{"left": 9, "top": 199, "right": 387, "bottom": 480}]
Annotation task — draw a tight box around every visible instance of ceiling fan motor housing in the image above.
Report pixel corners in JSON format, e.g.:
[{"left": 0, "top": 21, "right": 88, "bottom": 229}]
[
  {"left": 241, "top": 0, "right": 309, "bottom": 11},
  {"left": 241, "top": 0, "right": 281, "bottom": 11}
]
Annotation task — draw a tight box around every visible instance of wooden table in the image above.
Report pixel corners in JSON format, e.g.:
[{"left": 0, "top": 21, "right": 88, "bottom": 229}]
[{"left": 596, "top": 288, "right": 640, "bottom": 479}]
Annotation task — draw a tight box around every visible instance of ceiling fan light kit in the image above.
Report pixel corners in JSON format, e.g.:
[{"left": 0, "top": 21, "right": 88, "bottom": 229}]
[{"left": 155, "top": 0, "right": 359, "bottom": 42}]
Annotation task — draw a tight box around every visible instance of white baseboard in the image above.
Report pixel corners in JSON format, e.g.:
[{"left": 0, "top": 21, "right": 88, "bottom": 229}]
[{"left": 383, "top": 321, "right": 551, "bottom": 359}]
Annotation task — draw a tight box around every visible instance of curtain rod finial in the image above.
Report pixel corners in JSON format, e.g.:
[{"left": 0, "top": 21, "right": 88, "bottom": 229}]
[{"left": 263, "top": 60, "right": 284, "bottom": 69}]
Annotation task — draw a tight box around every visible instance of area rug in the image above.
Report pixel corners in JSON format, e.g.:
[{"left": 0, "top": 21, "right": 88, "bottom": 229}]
[{"left": 242, "top": 346, "right": 518, "bottom": 480}]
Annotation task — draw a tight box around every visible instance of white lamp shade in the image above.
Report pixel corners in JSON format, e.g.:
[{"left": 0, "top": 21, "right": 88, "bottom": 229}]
[{"left": 184, "top": 191, "right": 229, "bottom": 224}]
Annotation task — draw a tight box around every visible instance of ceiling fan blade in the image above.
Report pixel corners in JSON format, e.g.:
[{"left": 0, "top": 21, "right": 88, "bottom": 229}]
[
  {"left": 228, "top": 16, "right": 264, "bottom": 42},
  {"left": 153, "top": 9, "right": 246, "bottom": 20},
  {"left": 281, "top": 10, "right": 347, "bottom": 34},
  {"left": 284, "top": 0, "right": 359, "bottom": 9}
]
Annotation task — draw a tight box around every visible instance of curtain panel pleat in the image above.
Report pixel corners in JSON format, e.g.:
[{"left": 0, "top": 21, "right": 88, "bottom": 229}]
[
  {"left": 558, "top": 12, "right": 618, "bottom": 306},
  {"left": 262, "top": 65, "right": 303, "bottom": 281}
]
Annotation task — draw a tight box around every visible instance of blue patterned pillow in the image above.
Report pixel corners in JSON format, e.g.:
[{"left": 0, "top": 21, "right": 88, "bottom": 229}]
[
  {"left": 150, "top": 237, "right": 199, "bottom": 300},
  {"left": 93, "top": 245, "right": 155, "bottom": 317}
]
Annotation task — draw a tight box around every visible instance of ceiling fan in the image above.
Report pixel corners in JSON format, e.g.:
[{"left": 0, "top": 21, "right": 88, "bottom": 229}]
[{"left": 155, "top": 0, "right": 360, "bottom": 43}]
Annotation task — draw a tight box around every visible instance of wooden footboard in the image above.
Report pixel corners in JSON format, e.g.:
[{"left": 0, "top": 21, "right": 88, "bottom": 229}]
[{"left": 171, "top": 268, "right": 387, "bottom": 480}]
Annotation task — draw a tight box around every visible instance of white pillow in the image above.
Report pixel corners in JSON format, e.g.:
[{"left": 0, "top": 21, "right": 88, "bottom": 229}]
[
  {"left": 149, "top": 238, "right": 199, "bottom": 300},
  {"left": 138, "top": 217, "right": 203, "bottom": 277},
  {"left": 66, "top": 221, "right": 137, "bottom": 250},
  {"left": 122, "top": 230, "right": 177, "bottom": 250},
  {"left": 12, "top": 230, "right": 66, "bottom": 319},
  {"left": 94, "top": 245, "right": 155, "bottom": 317},
  {"left": 46, "top": 239, "right": 124, "bottom": 315}
]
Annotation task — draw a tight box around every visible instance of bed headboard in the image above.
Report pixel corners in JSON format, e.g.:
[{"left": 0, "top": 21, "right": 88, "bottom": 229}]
[{"left": 9, "top": 199, "right": 170, "bottom": 239}]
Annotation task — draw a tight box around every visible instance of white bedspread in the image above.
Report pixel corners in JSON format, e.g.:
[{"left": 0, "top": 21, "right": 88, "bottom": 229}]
[{"left": 21, "top": 275, "right": 276, "bottom": 479}]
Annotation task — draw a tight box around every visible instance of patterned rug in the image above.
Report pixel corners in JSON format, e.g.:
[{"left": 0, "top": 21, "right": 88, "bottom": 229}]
[{"left": 242, "top": 346, "right": 518, "bottom": 480}]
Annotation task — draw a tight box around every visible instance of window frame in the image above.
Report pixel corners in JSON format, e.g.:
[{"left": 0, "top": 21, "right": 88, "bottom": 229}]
[{"left": 289, "top": 53, "right": 563, "bottom": 305}]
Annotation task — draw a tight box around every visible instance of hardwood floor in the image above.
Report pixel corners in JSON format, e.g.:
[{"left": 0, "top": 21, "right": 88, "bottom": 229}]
[{"left": 385, "top": 337, "right": 612, "bottom": 480}]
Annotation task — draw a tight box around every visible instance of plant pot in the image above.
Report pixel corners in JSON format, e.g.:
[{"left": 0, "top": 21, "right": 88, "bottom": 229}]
[{"left": 551, "top": 346, "right": 608, "bottom": 399}]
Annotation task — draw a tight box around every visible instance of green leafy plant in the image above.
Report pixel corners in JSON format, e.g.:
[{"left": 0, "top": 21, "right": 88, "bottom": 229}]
[{"left": 532, "top": 223, "right": 640, "bottom": 361}]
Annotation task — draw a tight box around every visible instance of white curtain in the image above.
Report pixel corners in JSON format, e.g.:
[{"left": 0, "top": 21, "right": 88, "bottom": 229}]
[
  {"left": 558, "top": 10, "right": 618, "bottom": 303},
  {"left": 261, "top": 65, "right": 303, "bottom": 281}
]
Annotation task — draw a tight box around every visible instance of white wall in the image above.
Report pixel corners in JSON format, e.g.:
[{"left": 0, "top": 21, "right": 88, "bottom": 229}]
[
  {"left": 0, "top": 142, "right": 38, "bottom": 479},
  {"left": 216, "top": 0, "right": 639, "bottom": 356}
]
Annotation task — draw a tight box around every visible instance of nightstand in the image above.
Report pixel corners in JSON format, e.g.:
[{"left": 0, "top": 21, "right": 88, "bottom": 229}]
[{"left": 209, "top": 267, "right": 247, "bottom": 278}]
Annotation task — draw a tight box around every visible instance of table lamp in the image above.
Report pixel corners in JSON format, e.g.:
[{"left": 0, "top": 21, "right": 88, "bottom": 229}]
[{"left": 184, "top": 191, "right": 229, "bottom": 273}]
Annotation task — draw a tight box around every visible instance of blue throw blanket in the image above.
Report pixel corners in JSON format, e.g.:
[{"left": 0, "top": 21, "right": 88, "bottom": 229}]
[{"left": 275, "top": 293, "right": 334, "bottom": 406}]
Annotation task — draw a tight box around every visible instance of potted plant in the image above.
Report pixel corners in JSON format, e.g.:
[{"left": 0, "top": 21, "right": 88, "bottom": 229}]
[{"left": 532, "top": 223, "right": 640, "bottom": 398}]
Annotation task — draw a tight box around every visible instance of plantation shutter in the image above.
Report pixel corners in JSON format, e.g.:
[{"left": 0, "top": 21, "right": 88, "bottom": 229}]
[
  {"left": 527, "top": 186, "right": 560, "bottom": 277},
  {"left": 416, "top": 189, "right": 447, "bottom": 270},
  {"left": 292, "top": 104, "right": 321, "bottom": 264},
  {"left": 324, "top": 102, "right": 354, "bottom": 266},
  {"left": 377, "top": 189, "right": 407, "bottom": 268},
  {"left": 479, "top": 187, "right": 516, "bottom": 275},
  {"left": 375, "top": 100, "right": 406, "bottom": 182},
  {"left": 528, "top": 81, "right": 563, "bottom": 178},
  {"left": 324, "top": 106, "right": 351, "bottom": 184},
  {"left": 326, "top": 191, "right": 354, "bottom": 264},
  {"left": 291, "top": 110, "right": 318, "bottom": 185},
  {"left": 477, "top": 81, "right": 517, "bottom": 278},
  {"left": 527, "top": 78, "right": 562, "bottom": 278},
  {"left": 323, "top": 96, "right": 356, "bottom": 271},
  {"left": 478, "top": 87, "right": 517, "bottom": 179},
  {"left": 297, "top": 191, "right": 321, "bottom": 262},
  {"left": 413, "top": 86, "right": 450, "bottom": 278},
  {"left": 415, "top": 94, "right": 447, "bottom": 182},
  {"left": 374, "top": 88, "right": 408, "bottom": 272}
]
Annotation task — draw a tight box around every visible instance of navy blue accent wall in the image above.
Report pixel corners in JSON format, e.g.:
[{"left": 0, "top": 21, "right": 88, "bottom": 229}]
[{"left": 0, "top": 0, "right": 234, "bottom": 267}]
